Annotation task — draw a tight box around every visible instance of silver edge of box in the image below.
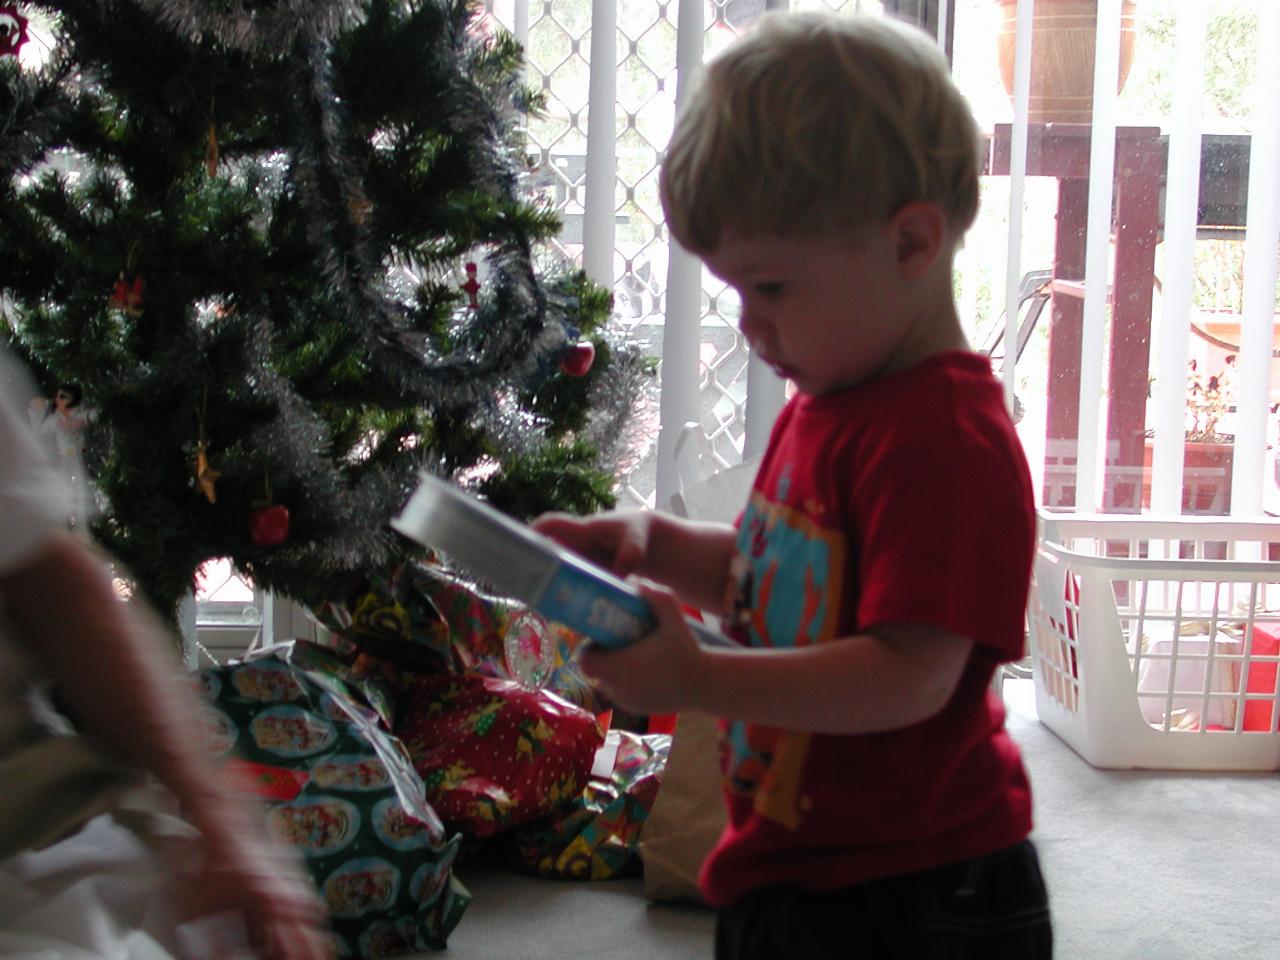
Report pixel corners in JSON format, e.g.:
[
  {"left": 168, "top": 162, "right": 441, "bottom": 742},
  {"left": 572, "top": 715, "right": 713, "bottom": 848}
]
[
  {"left": 393, "top": 474, "right": 736, "bottom": 649},
  {"left": 391, "top": 475, "right": 558, "bottom": 603}
]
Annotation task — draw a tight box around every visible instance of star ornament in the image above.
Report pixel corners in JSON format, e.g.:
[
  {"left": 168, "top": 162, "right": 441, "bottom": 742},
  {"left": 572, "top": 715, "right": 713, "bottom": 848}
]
[
  {"left": 0, "top": 5, "right": 29, "bottom": 59},
  {"left": 194, "top": 442, "right": 220, "bottom": 503}
]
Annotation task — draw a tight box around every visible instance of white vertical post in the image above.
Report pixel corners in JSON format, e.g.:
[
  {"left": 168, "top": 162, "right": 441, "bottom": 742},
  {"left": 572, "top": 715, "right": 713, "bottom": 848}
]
[
  {"left": 178, "top": 592, "right": 198, "bottom": 669},
  {"left": 266, "top": 593, "right": 314, "bottom": 645},
  {"left": 1003, "top": 0, "right": 1034, "bottom": 413},
  {"left": 937, "top": 0, "right": 950, "bottom": 54},
  {"left": 1074, "top": 0, "right": 1122, "bottom": 512},
  {"left": 743, "top": 359, "right": 783, "bottom": 460},
  {"left": 1231, "top": 2, "right": 1280, "bottom": 516},
  {"left": 737, "top": 0, "right": 790, "bottom": 459},
  {"left": 1151, "top": 0, "right": 1206, "bottom": 515},
  {"left": 582, "top": 0, "right": 617, "bottom": 287},
  {"left": 263, "top": 591, "right": 279, "bottom": 648},
  {"left": 737, "top": 0, "right": 783, "bottom": 460},
  {"left": 656, "top": 0, "right": 705, "bottom": 508},
  {"left": 513, "top": 0, "right": 528, "bottom": 49}
]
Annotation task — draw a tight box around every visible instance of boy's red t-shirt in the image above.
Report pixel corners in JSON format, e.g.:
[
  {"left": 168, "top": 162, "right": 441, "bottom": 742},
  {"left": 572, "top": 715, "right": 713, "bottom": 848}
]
[{"left": 700, "top": 351, "right": 1036, "bottom": 907}]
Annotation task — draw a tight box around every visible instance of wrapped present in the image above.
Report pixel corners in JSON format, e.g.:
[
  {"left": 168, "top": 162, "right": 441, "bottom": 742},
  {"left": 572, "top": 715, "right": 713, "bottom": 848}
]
[
  {"left": 539, "top": 618, "right": 610, "bottom": 715},
  {"left": 403, "top": 562, "right": 609, "bottom": 714},
  {"left": 201, "top": 648, "right": 469, "bottom": 957},
  {"left": 282, "top": 638, "right": 403, "bottom": 733},
  {"left": 396, "top": 673, "right": 603, "bottom": 839},
  {"left": 505, "top": 730, "right": 671, "bottom": 880},
  {"left": 311, "top": 560, "right": 610, "bottom": 716},
  {"left": 401, "top": 563, "right": 509, "bottom": 677},
  {"left": 310, "top": 567, "right": 451, "bottom": 677}
]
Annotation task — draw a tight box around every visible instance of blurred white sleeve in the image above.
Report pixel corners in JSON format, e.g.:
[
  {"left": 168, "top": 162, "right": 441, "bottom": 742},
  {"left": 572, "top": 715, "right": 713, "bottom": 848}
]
[{"left": 0, "top": 346, "right": 74, "bottom": 574}]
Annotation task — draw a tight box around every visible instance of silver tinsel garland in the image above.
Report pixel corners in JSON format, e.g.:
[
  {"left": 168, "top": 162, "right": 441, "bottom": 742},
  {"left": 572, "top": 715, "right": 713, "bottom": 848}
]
[
  {"left": 0, "top": 57, "right": 75, "bottom": 180},
  {"left": 281, "top": 19, "right": 570, "bottom": 413},
  {"left": 135, "top": 0, "right": 364, "bottom": 53}
]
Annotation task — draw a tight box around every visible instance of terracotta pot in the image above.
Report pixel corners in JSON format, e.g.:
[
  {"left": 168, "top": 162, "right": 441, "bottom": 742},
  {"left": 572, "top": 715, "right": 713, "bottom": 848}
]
[
  {"left": 996, "top": 0, "right": 1139, "bottom": 124},
  {"left": 1142, "top": 438, "right": 1233, "bottom": 515}
]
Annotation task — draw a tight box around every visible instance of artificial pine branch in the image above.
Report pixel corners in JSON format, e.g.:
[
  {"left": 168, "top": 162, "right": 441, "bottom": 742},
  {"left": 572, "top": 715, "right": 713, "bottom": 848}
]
[{"left": 2, "top": 0, "right": 643, "bottom": 622}]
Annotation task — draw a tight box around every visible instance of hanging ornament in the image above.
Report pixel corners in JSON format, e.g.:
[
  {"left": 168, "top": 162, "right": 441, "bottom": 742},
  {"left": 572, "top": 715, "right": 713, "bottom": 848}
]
[
  {"left": 110, "top": 273, "right": 145, "bottom": 317},
  {"left": 194, "top": 441, "right": 221, "bottom": 504},
  {"left": 249, "top": 503, "right": 290, "bottom": 546},
  {"left": 559, "top": 341, "right": 596, "bottom": 378},
  {"left": 248, "top": 468, "right": 290, "bottom": 547},
  {"left": 192, "top": 387, "right": 219, "bottom": 504},
  {"left": 460, "top": 262, "right": 480, "bottom": 309},
  {"left": 0, "top": 5, "right": 29, "bottom": 59}
]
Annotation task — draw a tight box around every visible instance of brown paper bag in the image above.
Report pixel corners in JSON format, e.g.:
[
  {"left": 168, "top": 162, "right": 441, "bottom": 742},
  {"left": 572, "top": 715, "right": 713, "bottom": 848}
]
[{"left": 638, "top": 711, "right": 726, "bottom": 904}]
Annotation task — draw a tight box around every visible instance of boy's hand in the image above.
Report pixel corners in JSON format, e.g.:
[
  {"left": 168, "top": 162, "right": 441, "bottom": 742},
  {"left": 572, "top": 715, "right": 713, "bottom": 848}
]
[
  {"left": 532, "top": 511, "right": 652, "bottom": 580},
  {"left": 579, "top": 581, "right": 709, "bottom": 715}
]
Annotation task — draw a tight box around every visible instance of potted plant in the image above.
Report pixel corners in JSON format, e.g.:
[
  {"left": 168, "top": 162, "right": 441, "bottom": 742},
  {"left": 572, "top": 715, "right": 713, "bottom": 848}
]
[
  {"left": 995, "top": 0, "right": 1139, "bottom": 124},
  {"left": 1142, "top": 358, "right": 1236, "bottom": 514}
]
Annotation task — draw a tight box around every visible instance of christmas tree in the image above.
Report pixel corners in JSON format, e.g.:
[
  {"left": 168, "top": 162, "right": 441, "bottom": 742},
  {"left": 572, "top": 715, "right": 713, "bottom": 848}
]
[{"left": 0, "top": 0, "right": 645, "bottom": 620}]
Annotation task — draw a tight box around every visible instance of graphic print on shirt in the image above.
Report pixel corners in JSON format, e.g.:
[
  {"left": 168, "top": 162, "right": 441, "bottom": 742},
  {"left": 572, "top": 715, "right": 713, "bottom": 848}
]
[{"left": 722, "top": 482, "right": 845, "bottom": 830}]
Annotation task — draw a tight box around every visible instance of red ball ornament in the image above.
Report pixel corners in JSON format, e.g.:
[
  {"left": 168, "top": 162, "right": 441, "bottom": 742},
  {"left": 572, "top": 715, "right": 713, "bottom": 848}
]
[
  {"left": 0, "top": 6, "right": 30, "bottom": 59},
  {"left": 559, "top": 340, "right": 595, "bottom": 377},
  {"left": 249, "top": 503, "right": 290, "bottom": 547}
]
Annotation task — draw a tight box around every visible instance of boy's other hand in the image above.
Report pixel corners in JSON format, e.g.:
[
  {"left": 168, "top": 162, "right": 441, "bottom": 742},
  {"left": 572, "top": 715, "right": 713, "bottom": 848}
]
[
  {"left": 579, "top": 580, "right": 708, "bottom": 715},
  {"left": 532, "top": 511, "right": 652, "bottom": 580}
]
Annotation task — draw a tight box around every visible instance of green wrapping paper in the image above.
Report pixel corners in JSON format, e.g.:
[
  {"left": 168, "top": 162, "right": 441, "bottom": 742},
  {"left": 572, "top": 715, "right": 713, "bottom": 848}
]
[
  {"left": 505, "top": 731, "right": 672, "bottom": 880},
  {"left": 200, "top": 650, "right": 469, "bottom": 957}
]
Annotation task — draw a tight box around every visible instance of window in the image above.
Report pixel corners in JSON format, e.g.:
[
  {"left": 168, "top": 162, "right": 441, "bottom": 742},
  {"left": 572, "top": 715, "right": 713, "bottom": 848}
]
[
  {"left": 487, "top": 0, "right": 1280, "bottom": 517},
  {"left": 193, "top": 558, "right": 266, "bottom": 666}
]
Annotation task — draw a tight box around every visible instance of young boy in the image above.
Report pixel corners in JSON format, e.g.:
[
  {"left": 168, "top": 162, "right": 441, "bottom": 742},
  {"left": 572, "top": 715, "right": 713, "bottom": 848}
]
[{"left": 535, "top": 10, "right": 1051, "bottom": 960}]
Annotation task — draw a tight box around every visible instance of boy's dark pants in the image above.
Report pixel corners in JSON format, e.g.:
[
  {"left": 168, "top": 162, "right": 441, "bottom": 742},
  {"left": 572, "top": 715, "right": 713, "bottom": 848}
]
[{"left": 715, "top": 839, "right": 1052, "bottom": 960}]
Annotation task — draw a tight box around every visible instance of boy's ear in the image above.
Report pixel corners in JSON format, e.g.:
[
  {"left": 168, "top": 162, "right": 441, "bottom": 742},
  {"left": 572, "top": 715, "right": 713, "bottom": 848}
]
[{"left": 888, "top": 202, "right": 948, "bottom": 279}]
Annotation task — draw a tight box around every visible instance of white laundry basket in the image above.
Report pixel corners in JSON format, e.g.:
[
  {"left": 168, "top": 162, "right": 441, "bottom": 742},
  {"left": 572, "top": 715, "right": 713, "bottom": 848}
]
[{"left": 1028, "top": 511, "right": 1280, "bottom": 770}]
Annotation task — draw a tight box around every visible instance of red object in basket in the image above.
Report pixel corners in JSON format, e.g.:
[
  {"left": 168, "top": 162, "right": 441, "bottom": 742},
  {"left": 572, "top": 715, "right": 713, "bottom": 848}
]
[{"left": 1244, "top": 624, "right": 1280, "bottom": 732}]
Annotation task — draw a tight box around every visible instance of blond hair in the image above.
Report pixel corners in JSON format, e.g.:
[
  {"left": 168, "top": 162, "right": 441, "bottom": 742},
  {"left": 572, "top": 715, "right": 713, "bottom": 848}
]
[{"left": 660, "top": 12, "right": 981, "bottom": 254}]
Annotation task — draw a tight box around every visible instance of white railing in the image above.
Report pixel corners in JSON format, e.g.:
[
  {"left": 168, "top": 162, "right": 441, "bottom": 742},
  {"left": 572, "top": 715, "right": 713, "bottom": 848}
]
[
  {"left": 1149, "top": 0, "right": 1206, "bottom": 514},
  {"left": 1231, "top": 0, "right": 1280, "bottom": 515}
]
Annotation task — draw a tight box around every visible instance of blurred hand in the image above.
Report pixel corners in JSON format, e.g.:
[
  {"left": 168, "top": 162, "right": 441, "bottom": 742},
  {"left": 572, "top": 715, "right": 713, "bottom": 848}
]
[
  {"left": 532, "top": 511, "right": 653, "bottom": 580},
  {"left": 181, "top": 821, "right": 333, "bottom": 960},
  {"left": 578, "top": 580, "right": 709, "bottom": 716}
]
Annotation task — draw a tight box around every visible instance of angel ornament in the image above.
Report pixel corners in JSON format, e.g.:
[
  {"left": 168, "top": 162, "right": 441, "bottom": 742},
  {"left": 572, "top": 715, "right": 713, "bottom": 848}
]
[{"left": 28, "top": 383, "right": 95, "bottom": 530}]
